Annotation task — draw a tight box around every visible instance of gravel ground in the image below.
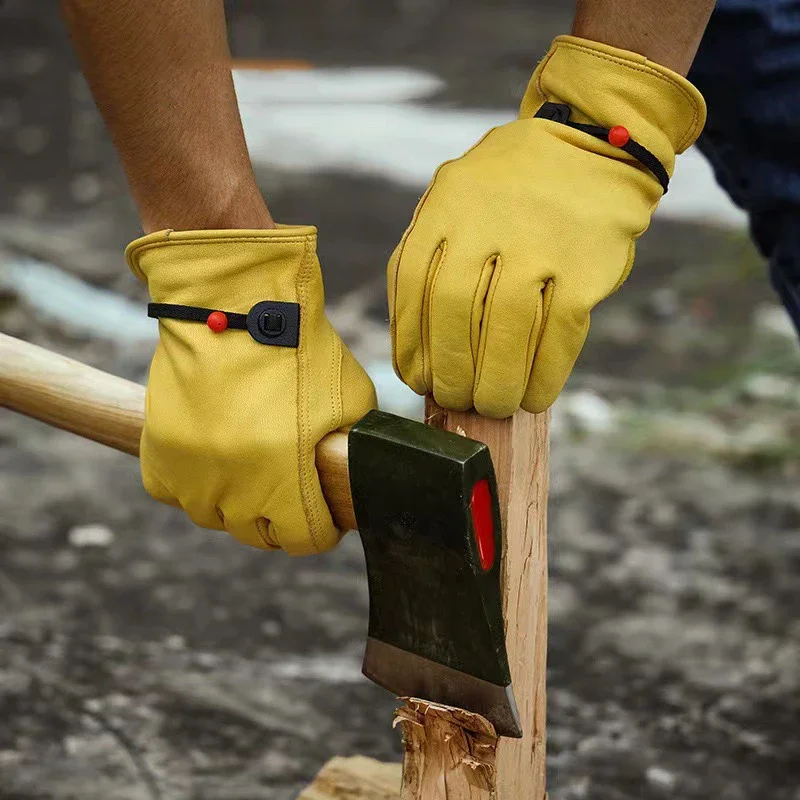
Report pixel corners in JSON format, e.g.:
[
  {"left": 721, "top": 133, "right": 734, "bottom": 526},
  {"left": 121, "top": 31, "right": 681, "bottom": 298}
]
[{"left": 1, "top": 1, "right": 800, "bottom": 798}]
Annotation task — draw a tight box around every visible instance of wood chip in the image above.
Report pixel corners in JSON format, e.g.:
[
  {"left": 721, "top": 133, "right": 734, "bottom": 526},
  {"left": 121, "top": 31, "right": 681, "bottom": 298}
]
[{"left": 298, "top": 756, "right": 401, "bottom": 799}]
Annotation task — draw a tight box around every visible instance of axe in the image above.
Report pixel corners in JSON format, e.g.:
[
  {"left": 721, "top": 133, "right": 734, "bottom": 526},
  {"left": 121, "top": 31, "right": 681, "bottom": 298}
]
[{"left": 0, "top": 332, "right": 522, "bottom": 738}]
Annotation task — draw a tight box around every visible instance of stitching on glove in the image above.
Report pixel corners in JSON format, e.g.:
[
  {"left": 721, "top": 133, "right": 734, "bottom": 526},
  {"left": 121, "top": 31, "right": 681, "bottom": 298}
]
[
  {"left": 474, "top": 256, "right": 503, "bottom": 393},
  {"left": 386, "top": 241, "right": 411, "bottom": 383},
  {"left": 127, "top": 233, "right": 319, "bottom": 284},
  {"left": 389, "top": 125, "right": 501, "bottom": 390},
  {"left": 523, "top": 279, "right": 556, "bottom": 411},
  {"left": 523, "top": 280, "right": 545, "bottom": 387},
  {"left": 554, "top": 40, "right": 703, "bottom": 151},
  {"left": 538, "top": 278, "right": 555, "bottom": 346},
  {"left": 422, "top": 240, "right": 446, "bottom": 392},
  {"left": 139, "top": 234, "right": 318, "bottom": 247},
  {"left": 389, "top": 192, "right": 439, "bottom": 349},
  {"left": 469, "top": 255, "right": 497, "bottom": 372},
  {"left": 141, "top": 389, "right": 182, "bottom": 504},
  {"left": 295, "top": 238, "right": 316, "bottom": 550},
  {"left": 128, "top": 234, "right": 318, "bottom": 274},
  {"left": 295, "top": 238, "right": 329, "bottom": 553},
  {"left": 391, "top": 165, "right": 454, "bottom": 391},
  {"left": 331, "top": 335, "right": 343, "bottom": 435},
  {"left": 532, "top": 46, "right": 559, "bottom": 105}
]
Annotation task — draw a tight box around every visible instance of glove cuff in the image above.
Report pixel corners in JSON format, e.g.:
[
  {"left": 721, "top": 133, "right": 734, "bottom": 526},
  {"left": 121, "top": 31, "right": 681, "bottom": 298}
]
[
  {"left": 520, "top": 35, "right": 707, "bottom": 177},
  {"left": 126, "top": 225, "right": 319, "bottom": 311}
]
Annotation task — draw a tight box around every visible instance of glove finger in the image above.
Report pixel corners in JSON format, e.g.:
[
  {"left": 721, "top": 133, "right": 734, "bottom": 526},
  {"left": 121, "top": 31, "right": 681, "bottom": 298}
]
[
  {"left": 473, "top": 258, "right": 544, "bottom": 418},
  {"left": 242, "top": 448, "right": 343, "bottom": 557},
  {"left": 428, "top": 245, "right": 495, "bottom": 410},
  {"left": 139, "top": 431, "right": 213, "bottom": 520},
  {"left": 142, "top": 458, "right": 230, "bottom": 533},
  {"left": 140, "top": 464, "right": 183, "bottom": 511},
  {"left": 388, "top": 224, "right": 445, "bottom": 396},
  {"left": 219, "top": 466, "right": 341, "bottom": 555},
  {"left": 266, "top": 481, "right": 343, "bottom": 556},
  {"left": 339, "top": 338, "right": 378, "bottom": 427},
  {"left": 522, "top": 283, "right": 590, "bottom": 413},
  {"left": 224, "top": 514, "right": 281, "bottom": 551}
]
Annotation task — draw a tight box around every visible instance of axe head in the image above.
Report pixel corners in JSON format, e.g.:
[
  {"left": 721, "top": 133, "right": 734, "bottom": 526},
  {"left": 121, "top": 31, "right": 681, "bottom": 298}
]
[{"left": 348, "top": 410, "right": 522, "bottom": 738}]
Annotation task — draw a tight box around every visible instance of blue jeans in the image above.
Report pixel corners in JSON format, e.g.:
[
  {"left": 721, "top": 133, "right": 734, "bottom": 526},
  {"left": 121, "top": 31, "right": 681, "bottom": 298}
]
[{"left": 690, "top": 0, "right": 800, "bottom": 336}]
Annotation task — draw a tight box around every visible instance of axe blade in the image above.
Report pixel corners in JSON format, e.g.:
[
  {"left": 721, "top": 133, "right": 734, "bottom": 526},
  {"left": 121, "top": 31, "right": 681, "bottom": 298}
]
[{"left": 349, "top": 410, "right": 522, "bottom": 738}]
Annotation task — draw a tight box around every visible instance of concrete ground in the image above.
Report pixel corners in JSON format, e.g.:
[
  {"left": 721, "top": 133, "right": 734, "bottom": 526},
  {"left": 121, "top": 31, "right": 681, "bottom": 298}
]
[{"left": 1, "top": 1, "right": 800, "bottom": 798}]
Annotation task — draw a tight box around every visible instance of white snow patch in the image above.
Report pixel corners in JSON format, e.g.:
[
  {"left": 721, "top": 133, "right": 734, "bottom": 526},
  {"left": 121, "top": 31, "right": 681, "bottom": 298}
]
[
  {"left": 742, "top": 373, "right": 797, "bottom": 403},
  {"left": 267, "top": 654, "right": 364, "bottom": 684},
  {"left": 1, "top": 256, "right": 157, "bottom": 342},
  {"left": 657, "top": 146, "right": 748, "bottom": 228},
  {"left": 559, "top": 391, "right": 616, "bottom": 434},
  {"left": 753, "top": 303, "right": 797, "bottom": 340},
  {"left": 234, "top": 66, "right": 444, "bottom": 105},
  {"left": 646, "top": 766, "right": 677, "bottom": 790},
  {"left": 236, "top": 66, "right": 746, "bottom": 228},
  {"left": 68, "top": 523, "right": 115, "bottom": 548},
  {"left": 365, "top": 358, "right": 424, "bottom": 418},
  {"left": 240, "top": 101, "right": 507, "bottom": 187}
]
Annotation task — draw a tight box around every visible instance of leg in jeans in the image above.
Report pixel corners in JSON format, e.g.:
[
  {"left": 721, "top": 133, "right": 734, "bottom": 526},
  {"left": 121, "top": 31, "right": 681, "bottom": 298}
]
[{"left": 689, "top": 0, "right": 800, "bottom": 336}]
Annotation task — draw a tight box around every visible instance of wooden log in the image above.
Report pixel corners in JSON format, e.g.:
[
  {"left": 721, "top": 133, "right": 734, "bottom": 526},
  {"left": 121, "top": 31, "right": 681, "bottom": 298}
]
[
  {"left": 298, "top": 756, "right": 401, "bottom": 799},
  {"left": 394, "top": 401, "right": 549, "bottom": 800}
]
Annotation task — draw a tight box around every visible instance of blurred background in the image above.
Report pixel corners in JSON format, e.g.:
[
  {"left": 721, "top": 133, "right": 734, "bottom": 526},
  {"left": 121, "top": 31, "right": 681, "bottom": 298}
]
[{"left": 1, "top": 1, "right": 800, "bottom": 798}]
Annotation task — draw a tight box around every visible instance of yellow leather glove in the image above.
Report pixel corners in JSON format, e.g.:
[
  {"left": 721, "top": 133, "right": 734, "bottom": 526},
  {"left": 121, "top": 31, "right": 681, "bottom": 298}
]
[
  {"left": 388, "top": 35, "right": 706, "bottom": 417},
  {"left": 127, "top": 227, "right": 377, "bottom": 556}
]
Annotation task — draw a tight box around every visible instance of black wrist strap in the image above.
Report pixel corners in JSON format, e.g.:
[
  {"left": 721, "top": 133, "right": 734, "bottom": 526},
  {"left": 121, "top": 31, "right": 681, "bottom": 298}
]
[
  {"left": 148, "top": 303, "right": 248, "bottom": 328},
  {"left": 534, "top": 102, "right": 670, "bottom": 194},
  {"left": 148, "top": 300, "right": 301, "bottom": 348}
]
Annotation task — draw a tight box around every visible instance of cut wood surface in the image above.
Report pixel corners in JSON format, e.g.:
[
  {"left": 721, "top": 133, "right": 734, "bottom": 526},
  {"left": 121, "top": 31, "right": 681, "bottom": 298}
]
[
  {"left": 395, "top": 699, "right": 497, "bottom": 799},
  {"left": 395, "top": 402, "right": 550, "bottom": 800},
  {"left": 298, "top": 756, "right": 401, "bottom": 799}
]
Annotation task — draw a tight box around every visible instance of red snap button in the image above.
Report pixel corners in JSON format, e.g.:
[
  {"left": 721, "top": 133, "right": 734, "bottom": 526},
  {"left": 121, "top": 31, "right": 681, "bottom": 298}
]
[
  {"left": 608, "top": 125, "right": 630, "bottom": 147},
  {"left": 207, "top": 311, "right": 228, "bottom": 332}
]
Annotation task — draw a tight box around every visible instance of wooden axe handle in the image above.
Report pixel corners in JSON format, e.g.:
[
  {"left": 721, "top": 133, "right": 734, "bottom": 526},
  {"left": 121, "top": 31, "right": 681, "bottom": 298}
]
[{"left": 0, "top": 332, "right": 356, "bottom": 530}]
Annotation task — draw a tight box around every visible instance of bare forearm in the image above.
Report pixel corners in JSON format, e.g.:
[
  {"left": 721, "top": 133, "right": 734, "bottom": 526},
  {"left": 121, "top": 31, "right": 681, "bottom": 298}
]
[
  {"left": 572, "top": 0, "right": 716, "bottom": 76},
  {"left": 61, "top": 0, "right": 274, "bottom": 233}
]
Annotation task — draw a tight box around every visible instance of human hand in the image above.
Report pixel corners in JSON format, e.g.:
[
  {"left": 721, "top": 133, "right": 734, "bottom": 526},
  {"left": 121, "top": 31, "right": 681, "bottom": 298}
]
[
  {"left": 388, "top": 35, "right": 706, "bottom": 416},
  {"left": 128, "top": 226, "right": 377, "bottom": 555}
]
